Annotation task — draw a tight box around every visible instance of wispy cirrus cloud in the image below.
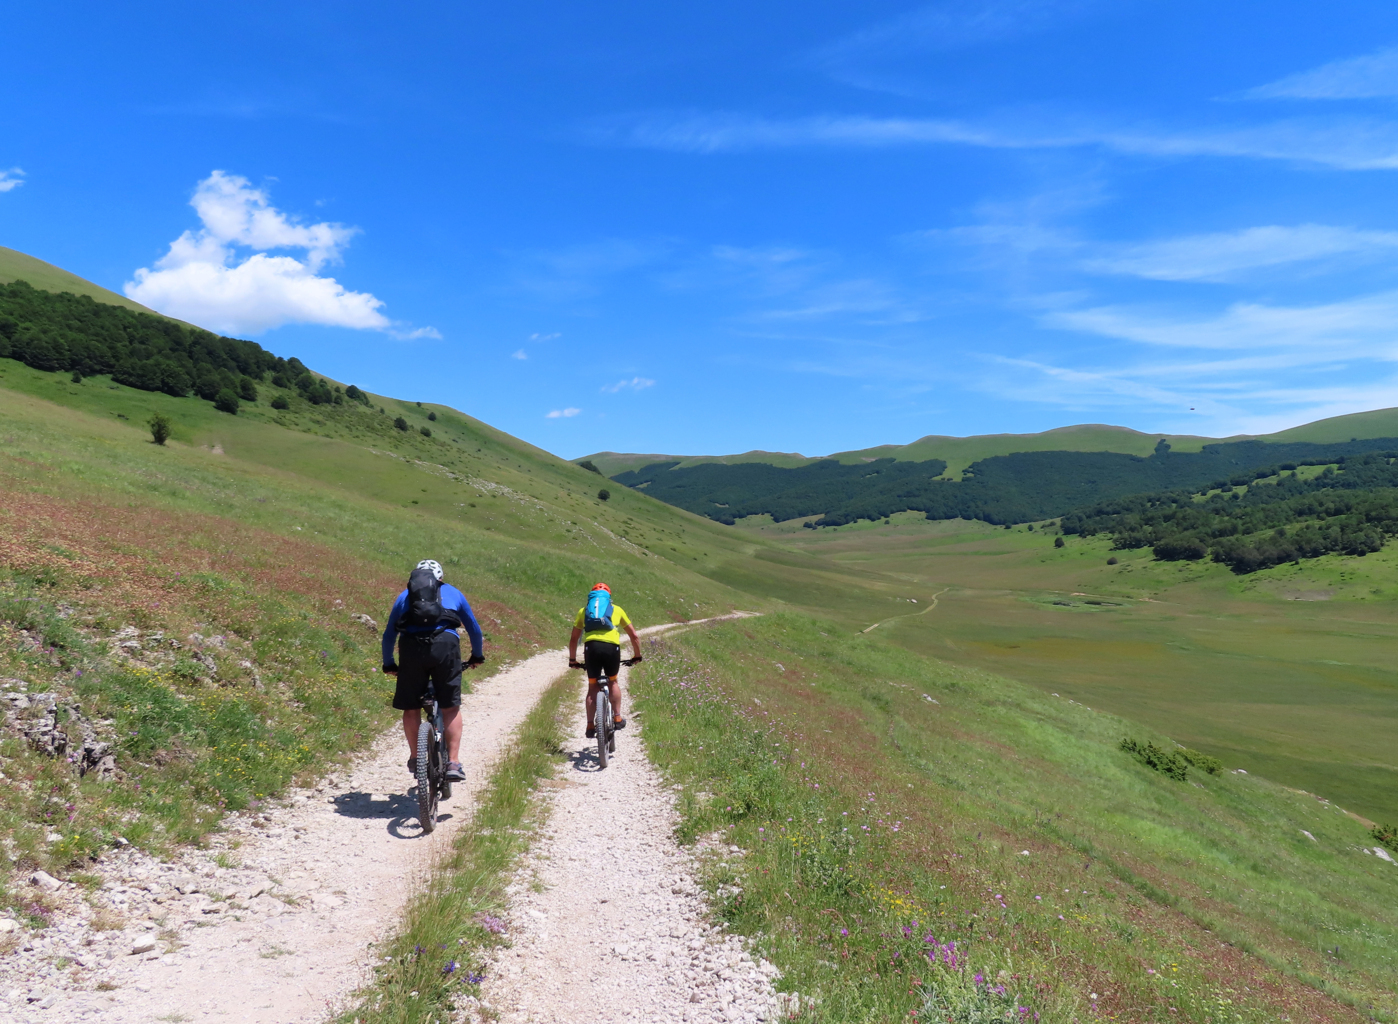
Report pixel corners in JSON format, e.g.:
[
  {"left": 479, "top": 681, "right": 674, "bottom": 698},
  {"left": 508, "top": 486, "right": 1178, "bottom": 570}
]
[
  {"left": 0, "top": 168, "right": 25, "bottom": 193},
  {"left": 546, "top": 407, "right": 582, "bottom": 418},
  {"left": 1084, "top": 224, "right": 1398, "bottom": 281},
  {"left": 589, "top": 110, "right": 1398, "bottom": 170},
  {"left": 1046, "top": 290, "right": 1398, "bottom": 356},
  {"left": 602, "top": 376, "right": 655, "bottom": 393},
  {"left": 810, "top": 0, "right": 1103, "bottom": 97},
  {"left": 1244, "top": 46, "right": 1398, "bottom": 101}
]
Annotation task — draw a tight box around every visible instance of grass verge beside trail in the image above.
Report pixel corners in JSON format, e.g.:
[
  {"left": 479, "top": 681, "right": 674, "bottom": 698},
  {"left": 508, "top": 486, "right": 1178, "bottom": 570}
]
[
  {"left": 629, "top": 613, "right": 1396, "bottom": 1023},
  {"left": 338, "top": 671, "right": 574, "bottom": 1024}
]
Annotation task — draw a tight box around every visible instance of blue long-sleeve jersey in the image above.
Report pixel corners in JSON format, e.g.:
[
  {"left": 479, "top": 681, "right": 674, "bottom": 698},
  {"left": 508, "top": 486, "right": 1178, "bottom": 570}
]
[{"left": 381, "top": 582, "right": 484, "bottom": 664}]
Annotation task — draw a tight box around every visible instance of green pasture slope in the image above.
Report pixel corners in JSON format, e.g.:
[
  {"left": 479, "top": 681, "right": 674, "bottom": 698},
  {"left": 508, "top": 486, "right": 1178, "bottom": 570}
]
[
  {"left": 0, "top": 261, "right": 1394, "bottom": 1020},
  {"left": 0, "top": 247, "right": 161, "bottom": 317}
]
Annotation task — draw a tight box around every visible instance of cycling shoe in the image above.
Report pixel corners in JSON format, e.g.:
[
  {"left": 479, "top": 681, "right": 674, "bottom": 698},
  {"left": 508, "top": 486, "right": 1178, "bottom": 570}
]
[
  {"left": 585, "top": 725, "right": 597, "bottom": 738},
  {"left": 613, "top": 717, "right": 627, "bottom": 730},
  {"left": 407, "top": 756, "right": 419, "bottom": 774},
  {"left": 446, "top": 761, "right": 466, "bottom": 782}
]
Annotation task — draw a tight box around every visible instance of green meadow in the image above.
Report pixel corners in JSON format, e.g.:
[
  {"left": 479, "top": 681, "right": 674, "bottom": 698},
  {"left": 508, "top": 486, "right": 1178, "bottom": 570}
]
[
  {"left": 3, "top": 343, "right": 1397, "bottom": 1021},
  {"left": 732, "top": 511, "right": 1398, "bottom": 825}
]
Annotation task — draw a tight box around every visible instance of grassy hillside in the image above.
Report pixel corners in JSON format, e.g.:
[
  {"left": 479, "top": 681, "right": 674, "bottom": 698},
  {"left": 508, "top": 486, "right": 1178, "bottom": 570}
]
[
  {"left": 5, "top": 360, "right": 1397, "bottom": 1020},
  {"left": 632, "top": 613, "right": 1398, "bottom": 1022},
  {"left": 0, "top": 247, "right": 162, "bottom": 317},
  {"left": 0, "top": 255, "right": 1395, "bottom": 1021}
]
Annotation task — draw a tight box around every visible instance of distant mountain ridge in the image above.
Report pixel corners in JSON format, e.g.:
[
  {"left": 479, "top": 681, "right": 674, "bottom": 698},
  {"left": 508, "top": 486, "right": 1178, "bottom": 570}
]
[{"left": 586, "top": 410, "right": 1398, "bottom": 481}]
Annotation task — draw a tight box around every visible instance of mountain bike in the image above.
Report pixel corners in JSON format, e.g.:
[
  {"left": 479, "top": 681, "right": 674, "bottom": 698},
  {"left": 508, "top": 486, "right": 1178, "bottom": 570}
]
[
  {"left": 569, "top": 656, "right": 640, "bottom": 769},
  {"left": 415, "top": 685, "right": 451, "bottom": 832}
]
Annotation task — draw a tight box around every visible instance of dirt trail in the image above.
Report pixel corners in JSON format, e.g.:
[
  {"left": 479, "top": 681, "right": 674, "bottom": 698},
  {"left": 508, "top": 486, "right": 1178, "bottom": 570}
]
[
  {"left": 859, "top": 586, "right": 948, "bottom": 633},
  {"left": 473, "top": 656, "right": 782, "bottom": 1024},
  {"left": 0, "top": 617, "right": 744, "bottom": 1024}
]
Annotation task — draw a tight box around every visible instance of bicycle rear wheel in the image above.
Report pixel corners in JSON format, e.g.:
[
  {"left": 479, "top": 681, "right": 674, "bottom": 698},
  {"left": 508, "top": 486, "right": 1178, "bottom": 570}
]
[
  {"left": 416, "top": 717, "right": 438, "bottom": 832},
  {"left": 595, "top": 690, "right": 609, "bottom": 769}
]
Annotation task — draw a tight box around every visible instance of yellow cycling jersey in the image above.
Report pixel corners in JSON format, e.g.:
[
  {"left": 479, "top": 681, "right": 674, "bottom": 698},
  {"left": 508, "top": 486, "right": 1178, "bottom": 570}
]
[{"left": 574, "top": 602, "right": 632, "bottom": 645}]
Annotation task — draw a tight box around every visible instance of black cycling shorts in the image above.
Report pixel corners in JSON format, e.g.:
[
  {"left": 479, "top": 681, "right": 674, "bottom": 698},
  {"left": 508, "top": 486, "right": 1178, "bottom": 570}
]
[
  {"left": 393, "top": 631, "right": 463, "bottom": 710},
  {"left": 583, "top": 639, "right": 621, "bottom": 682}
]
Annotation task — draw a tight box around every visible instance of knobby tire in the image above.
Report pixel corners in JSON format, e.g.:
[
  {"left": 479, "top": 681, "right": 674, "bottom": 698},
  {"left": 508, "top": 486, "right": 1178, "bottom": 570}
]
[
  {"left": 595, "top": 688, "right": 609, "bottom": 769},
  {"left": 416, "top": 716, "right": 438, "bottom": 832}
]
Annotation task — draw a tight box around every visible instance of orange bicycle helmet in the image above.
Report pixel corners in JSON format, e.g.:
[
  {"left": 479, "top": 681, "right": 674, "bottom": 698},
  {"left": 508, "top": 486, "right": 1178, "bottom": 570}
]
[{"left": 591, "top": 582, "right": 611, "bottom": 593}]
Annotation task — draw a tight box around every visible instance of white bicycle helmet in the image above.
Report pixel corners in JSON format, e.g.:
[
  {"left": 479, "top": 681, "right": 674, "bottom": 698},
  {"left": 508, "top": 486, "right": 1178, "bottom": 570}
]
[{"left": 416, "top": 559, "right": 443, "bottom": 580}]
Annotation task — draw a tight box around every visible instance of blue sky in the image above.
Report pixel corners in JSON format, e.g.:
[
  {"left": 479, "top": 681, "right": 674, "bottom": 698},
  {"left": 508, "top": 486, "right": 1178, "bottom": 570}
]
[{"left": 6, "top": 2, "right": 1398, "bottom": 457}]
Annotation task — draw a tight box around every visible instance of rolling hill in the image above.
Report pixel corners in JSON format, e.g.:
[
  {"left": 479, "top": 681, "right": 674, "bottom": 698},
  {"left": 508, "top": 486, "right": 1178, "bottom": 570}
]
[
  {"left": 1, "top": 250, "right": 1396, "bottom": 1022},
  {"left": 590, "top": 409, "right": 1398, "bottom": 479},
  {"left": 0, "top": 246, "right": 164, "bottom": 317}
]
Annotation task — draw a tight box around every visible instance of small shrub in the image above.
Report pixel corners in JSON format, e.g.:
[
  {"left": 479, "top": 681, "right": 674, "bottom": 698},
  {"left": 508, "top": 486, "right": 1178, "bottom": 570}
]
[
  {"left": 427, "top": 411, "right": 437, "bottom": 421},
  {"left": 1180, "top": 748, "right": 1223, "bottom": 774},
  {"left": 394, "top": 416, "right": 409, "bottom": 432},
  {"left": 238, "top": 376, "right": 258, "bottom": 402},
  {"left": 1373, "top": 823, "right": 1397, "bottom": 851},
  {"left": 147, "top": 413, "right": 171, "bottom": 446},
  {"left": 270, "top": 395, "right": 289, "bottom": 410},
  {"left": 1121, "top": 738, "right": 1189, "bottom": 781},
  {"left": 213, "top": 389, "right": 240, "bottom": 415},
  {"left": 597, "top": 489, "right": 611, "bottom": 502},
  {"left": 420, "top": 426, "right": 432, "bottom": 437},
  {"left": 1054, "top": 536, "right": 1064, "bottom": 548},
  {"left": 1106, "top": 556, "right": 1118, "bottom": 565},
  {"left": 70, "top": 370, "right": 82, "bottom": 383},
  {"left": 577, "top": 460, "right": 602, "bottom": 475},
  {"left": 1154, "top": 536, "right": 1208, "bottom": 561}
]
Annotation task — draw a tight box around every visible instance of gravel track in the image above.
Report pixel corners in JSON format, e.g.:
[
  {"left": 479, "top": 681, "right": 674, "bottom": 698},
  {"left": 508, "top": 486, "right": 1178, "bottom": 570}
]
[
  {"left": 472, "top": 654, "right": 782, "bottom": 1024},
  {"left": 0, "top": 616, "right": 755, "bottom": 1024},
  {"left": 0, "top": 646, "right": 569, "bottom": 1024}
]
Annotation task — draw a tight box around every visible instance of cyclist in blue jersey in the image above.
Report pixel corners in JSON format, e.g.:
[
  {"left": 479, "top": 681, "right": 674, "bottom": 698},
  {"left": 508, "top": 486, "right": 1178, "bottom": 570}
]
[{"left": 382, "top": 559, "right": 485, "bottom": 783}]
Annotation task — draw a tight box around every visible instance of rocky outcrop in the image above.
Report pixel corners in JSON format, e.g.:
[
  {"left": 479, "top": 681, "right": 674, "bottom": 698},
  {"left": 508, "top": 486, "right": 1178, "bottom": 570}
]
[{"left": 1, "top": 682, "right": 117, "bottom": 779}]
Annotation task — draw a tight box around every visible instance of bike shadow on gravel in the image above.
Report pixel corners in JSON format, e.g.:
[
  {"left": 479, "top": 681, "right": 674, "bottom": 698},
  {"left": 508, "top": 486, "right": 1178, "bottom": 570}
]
[
  {"left": 328, "top": 789, "right": 453, "bottom": 838},
  {"left": 567, "top": 745, "right": 608, "bottom": 774}
]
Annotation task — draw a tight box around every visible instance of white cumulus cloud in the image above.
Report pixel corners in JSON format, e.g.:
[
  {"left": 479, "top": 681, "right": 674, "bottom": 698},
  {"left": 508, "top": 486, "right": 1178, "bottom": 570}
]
[
  {"left": 125, "top": 171, "right": 433, "bottom": 338},
  {"left": 546, "top": 407, "right": 582, "bottom": 418},
  {"left": 0, "top": 168, "right": 24, "bottom": 192},
  {"left": 601, "top": 376, "right": 656, "bottom": 393},
  {"left": 512, "top": 349, "right": 528, "bottom": 360}
]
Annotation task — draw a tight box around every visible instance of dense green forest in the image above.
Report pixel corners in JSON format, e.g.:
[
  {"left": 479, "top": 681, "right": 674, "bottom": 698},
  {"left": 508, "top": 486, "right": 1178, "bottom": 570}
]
[
  {"left": 614, "top": 438, "right": 1398, "bottom": 528},
  {"left": 0, "top": 279, "right": 370, "bottom": 410},
  {"left": 1061, "top": 451, "right": 1398, "bottom": 571}
]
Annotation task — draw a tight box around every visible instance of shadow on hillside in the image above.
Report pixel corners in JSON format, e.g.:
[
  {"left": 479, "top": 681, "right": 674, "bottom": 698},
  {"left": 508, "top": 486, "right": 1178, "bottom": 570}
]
[{"left": 328, "top": 789, "right": 451, "bottom": 838}]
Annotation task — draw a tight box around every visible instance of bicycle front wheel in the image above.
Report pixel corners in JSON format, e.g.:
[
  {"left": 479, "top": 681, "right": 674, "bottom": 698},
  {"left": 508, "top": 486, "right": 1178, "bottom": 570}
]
[
  {"left": 416, "top": 718, "right": 438, "bottom": 832},
  {"left": 595, "top": 691, "right": 609, "bottom": 769}
]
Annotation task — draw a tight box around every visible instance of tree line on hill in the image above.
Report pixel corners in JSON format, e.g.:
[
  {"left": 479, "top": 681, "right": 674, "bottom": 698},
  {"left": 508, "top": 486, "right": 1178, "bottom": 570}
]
[
  {"left": 1060, "top": 451, "right": 1398, "bottom": 572},
  {"left": 0, "top": 280, "right": 372, "bottom": 413},
  {"left": 612, "top": 437, "right": 1398, "bottom": 529}
]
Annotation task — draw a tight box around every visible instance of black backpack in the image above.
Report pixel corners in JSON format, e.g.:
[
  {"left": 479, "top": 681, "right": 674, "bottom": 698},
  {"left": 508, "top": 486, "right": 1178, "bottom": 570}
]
[{"left": 401, "top": 568, "right": 462, "bottom": 631}]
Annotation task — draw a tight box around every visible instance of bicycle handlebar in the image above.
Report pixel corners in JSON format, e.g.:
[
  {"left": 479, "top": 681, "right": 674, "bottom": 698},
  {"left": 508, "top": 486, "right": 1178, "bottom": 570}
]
[{"left": 567, "top": 655, "right": 643, "bottom": 669}]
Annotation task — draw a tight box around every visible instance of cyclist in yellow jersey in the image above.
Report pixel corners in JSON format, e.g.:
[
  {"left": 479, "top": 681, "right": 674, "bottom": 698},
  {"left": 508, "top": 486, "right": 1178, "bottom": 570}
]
[{"left": 567, "top": 582, "right": 641, "bottom": 738}]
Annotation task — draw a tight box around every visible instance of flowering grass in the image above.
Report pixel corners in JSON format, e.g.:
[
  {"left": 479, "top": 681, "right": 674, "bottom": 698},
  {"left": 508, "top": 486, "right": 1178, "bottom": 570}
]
[
  {"left": 336, "top": 671, "right": 574, "bottom": 1024},
  {"left": 630, "top": 614, "right": 1397, "bottom": 1022}
]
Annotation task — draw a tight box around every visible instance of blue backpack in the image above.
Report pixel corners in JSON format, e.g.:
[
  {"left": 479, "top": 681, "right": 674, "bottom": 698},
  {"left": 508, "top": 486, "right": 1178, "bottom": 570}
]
[{"left": 584, "top": 588, "right": 614, "bottom": 632}]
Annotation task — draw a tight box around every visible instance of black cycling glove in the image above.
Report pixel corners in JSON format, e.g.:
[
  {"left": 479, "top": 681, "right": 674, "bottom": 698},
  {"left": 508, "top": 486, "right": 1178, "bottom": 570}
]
[
  {"left": 382, "top": 662, "right": 398, "bottom": 674},
  {"left": 466, "top": 653, "right": 486, "bottom": 667}
]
